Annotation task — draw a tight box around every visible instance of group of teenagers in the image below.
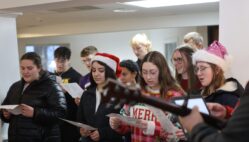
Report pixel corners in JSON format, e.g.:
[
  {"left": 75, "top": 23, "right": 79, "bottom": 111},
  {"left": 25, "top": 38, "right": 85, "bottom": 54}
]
[{"left": 0, "top": 32, "right": 248, "bottom": 142}]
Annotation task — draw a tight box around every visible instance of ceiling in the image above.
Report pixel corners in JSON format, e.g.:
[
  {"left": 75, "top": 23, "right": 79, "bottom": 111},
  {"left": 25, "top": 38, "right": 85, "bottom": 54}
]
[{"left": 0, "top": 0, "right": 219, "bottom": 37}]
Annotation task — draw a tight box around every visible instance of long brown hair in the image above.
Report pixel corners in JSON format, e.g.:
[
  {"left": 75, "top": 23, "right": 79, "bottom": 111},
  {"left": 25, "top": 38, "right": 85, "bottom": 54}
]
[
  {"left": 174, "top": 46, "right": 199, "bottom": 93},
  {"left": 202, "top": 63, "right": 225, "bottom": 96},
  {"left": 140, "top": 51, "right": 183, "bottom": 98}
]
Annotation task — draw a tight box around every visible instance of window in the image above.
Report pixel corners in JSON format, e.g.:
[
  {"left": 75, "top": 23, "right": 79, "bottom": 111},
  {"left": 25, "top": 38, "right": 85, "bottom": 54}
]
[
  {"left": 165, "top": 42, "right": 177, "bottom": 65},
  {"left": 165, "top": 42, "right": 177, "bottom": 75},
  {"left": 25, "top": 44, "right": 69, "bottom": 72}
]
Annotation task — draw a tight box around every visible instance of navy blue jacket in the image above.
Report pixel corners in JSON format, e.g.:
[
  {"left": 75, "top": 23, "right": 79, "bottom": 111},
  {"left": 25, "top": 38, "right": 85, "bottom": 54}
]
[{"left": 204, "top": 78, "right": 243, "bottom": 108}]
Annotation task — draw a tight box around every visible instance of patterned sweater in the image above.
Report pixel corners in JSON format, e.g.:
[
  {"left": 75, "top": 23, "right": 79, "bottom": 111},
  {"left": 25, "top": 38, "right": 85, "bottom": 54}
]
[{"left": 116, "top": 88, "right": 183, "bottom": 142}]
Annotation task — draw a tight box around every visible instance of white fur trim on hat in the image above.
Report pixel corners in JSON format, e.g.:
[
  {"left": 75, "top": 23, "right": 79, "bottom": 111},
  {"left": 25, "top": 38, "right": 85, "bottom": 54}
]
[
  {"left": 192, "top": 50, "right": 228, "bottom": 72},
  {"left": 92, "top": 55, "right": 117, "bottom": 72}
]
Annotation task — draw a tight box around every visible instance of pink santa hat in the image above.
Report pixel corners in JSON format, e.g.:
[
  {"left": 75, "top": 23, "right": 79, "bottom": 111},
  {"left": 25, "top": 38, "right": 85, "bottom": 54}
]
[{"left": 192, "top": 40, "right": 232, "bottom": 72}]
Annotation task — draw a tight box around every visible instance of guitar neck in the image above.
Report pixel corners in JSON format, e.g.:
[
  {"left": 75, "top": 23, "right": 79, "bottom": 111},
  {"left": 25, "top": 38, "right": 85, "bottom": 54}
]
[{"left": 140, "top": 95, "right": 226, "bottom": 129}]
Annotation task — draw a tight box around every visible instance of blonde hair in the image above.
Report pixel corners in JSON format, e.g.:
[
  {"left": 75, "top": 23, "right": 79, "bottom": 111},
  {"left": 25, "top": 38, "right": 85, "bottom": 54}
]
[
  {"left": 131, "top": 33, "right": 152, "bottom": 51},
  {"left": 184, "top": 32, "right": 203, "bottom": 50}
]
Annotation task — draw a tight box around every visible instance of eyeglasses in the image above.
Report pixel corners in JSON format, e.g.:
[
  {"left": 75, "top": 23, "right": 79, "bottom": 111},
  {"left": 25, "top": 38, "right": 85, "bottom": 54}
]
[
  {"left": 194, "top": 66, "right": 210, "bottom": 74},
  {"left": 55, "top": 58, "right": 67, "bottom": 64},
  {"left": 171, "top": 57, "right": 183, "bottom": 64}
]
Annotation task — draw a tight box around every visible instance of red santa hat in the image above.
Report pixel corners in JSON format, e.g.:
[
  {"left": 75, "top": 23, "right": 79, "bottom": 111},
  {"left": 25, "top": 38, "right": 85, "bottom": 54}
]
[
  {"left": 192, "top": 40, "right": 232, "bottom": 73},
  {"left": 91, "top": 53, "right": 121, "bottom": 76}
]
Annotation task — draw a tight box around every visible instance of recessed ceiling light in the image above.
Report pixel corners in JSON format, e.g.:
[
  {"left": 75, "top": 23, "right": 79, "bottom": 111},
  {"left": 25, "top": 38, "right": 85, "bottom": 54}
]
[
  {"left": 113, "top": 9, "right": 137, "bottom": 13},
  {"left": 122, "top": 0, "right": 219, "bottom": 8}
]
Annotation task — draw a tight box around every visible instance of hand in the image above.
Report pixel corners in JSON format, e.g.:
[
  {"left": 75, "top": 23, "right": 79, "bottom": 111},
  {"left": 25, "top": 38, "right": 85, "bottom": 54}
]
[
  {"left": 2, "top": 109, "right": 11, "bottom": 119},
  {"left": 179, "top": 106, "right": 204, "bottom": 132},
  {"left": 136, "top": 119, "right": 148, "bottom": 131},
  {"left": 20, "top": 104, "right": 34, "bottom": 118},
  {"left": 90, "top": 130, "right": 100, "bottom": 141},
  {"left": 80, "top": 127, "right": 91, "bottom": 137},
  {"left": 175, "top": 129, "right": 186, "bottom": 140},
  {"left": 74, "top": 97, "right": 81, "bottom": 106},
  {"left": 207, "top": 103, "right": 226, "bottom": 119},
  {"left": 160, "top": 128, "right": 173, "bottom": 140},
  {"left": 109, "top": 117, "right": 121, "bottom": 130}
]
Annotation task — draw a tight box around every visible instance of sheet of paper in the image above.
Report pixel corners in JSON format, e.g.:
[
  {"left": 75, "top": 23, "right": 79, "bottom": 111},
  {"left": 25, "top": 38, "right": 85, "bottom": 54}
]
[
  {"left": 0, "top": 105, "right": 21, "bottom": 115},
  {"left": 59, "top": 118, "right": 97, "bottom": 131},
  {"left": 146, "top": 105, "right": 179, "bottom": 142},
  {"left": 107, "top": 113, "right": 144, "bottom": 129},
  {"left": 61, "top": 83, "right": 84, "bottom": 98}
]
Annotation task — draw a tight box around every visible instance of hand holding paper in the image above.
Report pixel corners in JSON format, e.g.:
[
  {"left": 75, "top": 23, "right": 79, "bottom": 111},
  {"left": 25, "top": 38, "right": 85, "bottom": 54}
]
[
  {"left": 2, "top": 110, "right": 11, "bottom": 119},
  {"left": 109, "top": 116, "right": 122, "bottom": 130},
  {"left": 0, "top": 105, "right": 21, "bottom": 115},
  {"left": 60, "top": 118, "right": 96, "bottom": 131},
  {"left": 80, "top": 127, "right": 92, "bottom": 137},
  {"left": 107, "top": 113, "right": 145, "bottom": 129},
  {"left": 74, "top": 97, "right": 81, "bottom": 106},
  {"left": 145, "top": 105, "right": 180, "bottom": 141},
  {"left": 20, "top": 104, "right": 34, "bottom": 118},
  {"left": 89, "top": 130, "right": 100, "bottom": 141}
]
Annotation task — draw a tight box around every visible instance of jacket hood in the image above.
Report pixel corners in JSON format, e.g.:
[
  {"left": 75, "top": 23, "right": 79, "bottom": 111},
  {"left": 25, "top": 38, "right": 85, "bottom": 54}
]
[
  {"left": 244, "top": 81, "right": 249, "bottom": 96},
  {"left": 217, "top": 77, "right": 244, "bottom": 97}
]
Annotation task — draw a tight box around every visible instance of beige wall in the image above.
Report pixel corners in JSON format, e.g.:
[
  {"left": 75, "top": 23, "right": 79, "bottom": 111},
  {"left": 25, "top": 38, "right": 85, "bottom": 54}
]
[{"left": 220, "top": 0, "right": 249, "bottom": 86}]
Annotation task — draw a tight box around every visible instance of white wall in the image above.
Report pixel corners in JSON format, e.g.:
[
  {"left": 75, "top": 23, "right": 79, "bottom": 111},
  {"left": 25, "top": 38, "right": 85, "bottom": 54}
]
[
  {"left": 220, "top": 0, "right": 249, "bottom": 86},
  {"left": 19, "top": 27, "right": 207, "bottom": 75},
  {"left": 0, "top": 16, "right": 20, "bottom": 105},
  {"left": 18, "top": 10, "right": 215, "bottom": 75},
  {"left": 0, "top": 14, "right": 20, "bottom": 141}
]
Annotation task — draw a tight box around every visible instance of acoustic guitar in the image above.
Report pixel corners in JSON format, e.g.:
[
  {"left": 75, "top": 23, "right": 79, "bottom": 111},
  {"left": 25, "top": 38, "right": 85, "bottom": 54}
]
[{"left": 101, "top": 78, "right": 227, "bottom": 129}]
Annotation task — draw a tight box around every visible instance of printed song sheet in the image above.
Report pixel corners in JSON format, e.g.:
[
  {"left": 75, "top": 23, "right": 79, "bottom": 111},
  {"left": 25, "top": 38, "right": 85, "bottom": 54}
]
[
  {"left": 146, "top": 105, "right": 179, "bottom": 142},
  {"left": 60, "top": 118, "right": 97, "bottom": 131},
  {"left": 107, "top": 113, "right": 145, "bottom": 129},
  {"left": 61, "top": 83, "right": 84, "bottom": 98},
  {"left": 0, "top": 105, "right": 21, "bottom": 115}
]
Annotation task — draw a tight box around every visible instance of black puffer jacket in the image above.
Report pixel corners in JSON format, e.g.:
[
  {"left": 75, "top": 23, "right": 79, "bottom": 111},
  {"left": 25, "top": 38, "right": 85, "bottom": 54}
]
[{"left": 0, "top": 71, "right": 67, "bottom": 142}]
